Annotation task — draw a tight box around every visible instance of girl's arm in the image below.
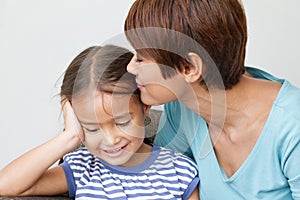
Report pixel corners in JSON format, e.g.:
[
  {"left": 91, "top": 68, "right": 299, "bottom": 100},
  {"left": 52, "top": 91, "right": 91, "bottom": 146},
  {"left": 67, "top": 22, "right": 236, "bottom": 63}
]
[
  {"left": 188, "top": 186, "right": 200, "bottom": 200},
  {"left": 0, "top": 101, "right": 83, "bottom": 196}
]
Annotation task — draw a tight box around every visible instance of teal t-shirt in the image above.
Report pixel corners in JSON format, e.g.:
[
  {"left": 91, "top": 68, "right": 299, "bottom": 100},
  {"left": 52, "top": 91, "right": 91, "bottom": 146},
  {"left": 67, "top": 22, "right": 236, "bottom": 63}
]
[{"left": 154, "top": 67, "right": 300, "bottom": 199}]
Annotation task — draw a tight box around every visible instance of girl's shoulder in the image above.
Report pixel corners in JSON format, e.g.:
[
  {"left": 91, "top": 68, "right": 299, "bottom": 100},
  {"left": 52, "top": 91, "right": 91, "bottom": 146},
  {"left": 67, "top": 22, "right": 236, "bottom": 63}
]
[
  {"left": 63, "top": 147, "right": 95, "bottom": 166},
  {"left": 154, "top": 145, "right": 198, "bottom": 173}
]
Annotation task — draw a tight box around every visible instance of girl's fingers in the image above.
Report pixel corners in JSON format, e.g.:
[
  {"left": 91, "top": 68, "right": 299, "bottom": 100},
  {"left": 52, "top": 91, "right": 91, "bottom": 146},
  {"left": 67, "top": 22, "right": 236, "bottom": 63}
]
[{"left": 61, "top": 98, "right": 85, "bottom": 143}]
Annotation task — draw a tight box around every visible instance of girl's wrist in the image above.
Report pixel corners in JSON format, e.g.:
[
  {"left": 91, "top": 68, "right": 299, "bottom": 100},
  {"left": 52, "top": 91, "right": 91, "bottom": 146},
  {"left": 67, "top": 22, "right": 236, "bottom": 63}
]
[{"left": 56, "top": 131, "right": 83, "bottom": 153}]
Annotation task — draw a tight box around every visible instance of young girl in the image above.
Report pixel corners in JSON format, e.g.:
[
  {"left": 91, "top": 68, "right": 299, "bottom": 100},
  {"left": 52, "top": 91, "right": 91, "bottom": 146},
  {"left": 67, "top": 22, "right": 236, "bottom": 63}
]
[{"left": 0, "top": 45, "right": 199, "bottom": 199}]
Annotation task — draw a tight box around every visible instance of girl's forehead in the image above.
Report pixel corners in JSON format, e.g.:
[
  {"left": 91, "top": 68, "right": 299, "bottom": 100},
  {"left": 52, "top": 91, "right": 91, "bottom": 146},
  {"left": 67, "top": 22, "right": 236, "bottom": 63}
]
[
  {"left": 72, "top": 92, "right": 140, "bottom": 117},
  {"left": 102, "top": 93, "right": 133, "bottom": 114}
]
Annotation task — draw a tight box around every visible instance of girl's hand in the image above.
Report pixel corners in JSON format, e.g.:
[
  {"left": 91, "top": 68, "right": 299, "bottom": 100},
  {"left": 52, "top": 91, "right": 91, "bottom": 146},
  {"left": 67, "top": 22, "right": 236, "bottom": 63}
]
[
  {"left": 61, "top": 99, "right": 84, "bottom": 147},
  {"left": 0, "top": 99, "right": 79, "bottom": 196}
]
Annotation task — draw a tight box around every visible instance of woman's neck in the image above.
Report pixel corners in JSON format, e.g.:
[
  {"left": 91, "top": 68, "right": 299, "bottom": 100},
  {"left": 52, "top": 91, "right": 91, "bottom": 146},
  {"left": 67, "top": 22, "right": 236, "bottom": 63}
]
[{"left": 181, "top": 75, "right": 281, "bottom": 133}]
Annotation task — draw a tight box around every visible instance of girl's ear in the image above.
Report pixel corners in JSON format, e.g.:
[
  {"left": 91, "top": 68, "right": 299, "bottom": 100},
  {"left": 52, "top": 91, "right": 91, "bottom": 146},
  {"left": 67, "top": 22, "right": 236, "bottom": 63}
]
[{"left": 182, "top": 52, "right": 203, "bottom": 83}]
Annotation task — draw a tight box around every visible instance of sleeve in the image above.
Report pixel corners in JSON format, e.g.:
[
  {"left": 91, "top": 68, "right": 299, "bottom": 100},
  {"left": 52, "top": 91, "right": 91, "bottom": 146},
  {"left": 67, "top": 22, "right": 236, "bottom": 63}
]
[
  {"left": 183, "top": 176, "right": 199, "bottom": 200},
  {"left": 282, "top": 132, "right": 300, "bottom": 199},
  {"left": 154, "top": 102, "right": 193, "bottom": 158},
  {"left": 60, "top": 160, "right": 76, "bottom": 198},
  {"left": 173, "top": 153, "right": 199, "bottom": 200},
  {"left": 59, "top": 148, "right": 91, "bottom": 198}
]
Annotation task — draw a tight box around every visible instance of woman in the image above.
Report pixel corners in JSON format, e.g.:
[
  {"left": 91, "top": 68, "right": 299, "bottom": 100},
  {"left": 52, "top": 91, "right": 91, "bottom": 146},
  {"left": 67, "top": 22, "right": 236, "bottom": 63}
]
[{"left": 124, "top": 0, "right": 300, "bottom": 199}]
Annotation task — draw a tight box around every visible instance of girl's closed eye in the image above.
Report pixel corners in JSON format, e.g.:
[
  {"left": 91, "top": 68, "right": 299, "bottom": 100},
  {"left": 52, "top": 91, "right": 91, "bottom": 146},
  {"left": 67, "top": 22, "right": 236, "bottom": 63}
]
[
  {"left": 116, "top": 120, "right": 131, "bottom": 127},
  {"left": 84, "top": 127, "right": 100, "bottom": 134}
]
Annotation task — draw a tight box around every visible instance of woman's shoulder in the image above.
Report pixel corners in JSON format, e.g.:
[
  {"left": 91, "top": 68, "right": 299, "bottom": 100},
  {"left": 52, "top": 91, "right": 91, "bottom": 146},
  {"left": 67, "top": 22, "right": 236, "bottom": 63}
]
[
  {"left": 265, "top": 81, "right": 300, "bottom": 155},
  {"left": 274, "top": 80, "right": 300, "bottom": 122},
  {"left": 246, "top": 66, "right": 300, "bottom": 122}
]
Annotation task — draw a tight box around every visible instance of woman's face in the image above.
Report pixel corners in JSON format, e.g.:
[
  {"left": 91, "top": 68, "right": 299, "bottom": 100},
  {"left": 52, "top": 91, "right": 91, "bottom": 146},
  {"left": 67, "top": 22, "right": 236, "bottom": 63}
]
[
  {"left": 72, "top": 92, "right": 149, "bottom": 167},
  {"left": 127, "top": 54, "right": 189, "bottom": 106}
]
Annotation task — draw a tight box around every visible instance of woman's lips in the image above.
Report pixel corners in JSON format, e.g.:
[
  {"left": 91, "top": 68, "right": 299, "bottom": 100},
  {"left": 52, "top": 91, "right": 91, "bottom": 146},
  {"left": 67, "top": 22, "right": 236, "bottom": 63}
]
[
  {"left": 136, "top": 80, "right": 144, "bottom": 90},
  {"left": 137, "top": 83, "right": 144, "bottom": 89}
]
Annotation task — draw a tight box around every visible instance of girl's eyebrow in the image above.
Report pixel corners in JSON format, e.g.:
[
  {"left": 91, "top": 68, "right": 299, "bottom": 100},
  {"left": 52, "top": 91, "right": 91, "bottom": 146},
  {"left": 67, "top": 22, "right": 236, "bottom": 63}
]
[
  {"left": 79, "top": 121, "right": 98, "bottom": 125},
  {"left": 80, "top": 113, "right": 132, "bottom": 125},
  {"left": 114, "top": 113, "right": 132, "bottom": 120}
]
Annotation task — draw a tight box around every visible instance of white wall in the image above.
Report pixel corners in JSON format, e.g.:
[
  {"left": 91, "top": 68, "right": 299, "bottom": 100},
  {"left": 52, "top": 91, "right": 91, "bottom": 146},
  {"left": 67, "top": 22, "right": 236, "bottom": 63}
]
[
  {"left": 243, "top": 0, "right": 300, "bottom": 86},
  {"left": 0, "top": 0, "right": 299, "bottom": 169},
  {"left": 0, "top": 0, "right": 135, "bottom": 169}
]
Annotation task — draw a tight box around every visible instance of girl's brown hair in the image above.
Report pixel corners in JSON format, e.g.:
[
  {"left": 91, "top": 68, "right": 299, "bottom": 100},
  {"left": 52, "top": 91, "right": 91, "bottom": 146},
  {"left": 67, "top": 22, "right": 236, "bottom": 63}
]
[
  {"left": 60, "top": 45, "right": 137, "bottom": 102},
  {"left": 125, "top": 0, "right": 247, "bottom": 89}
]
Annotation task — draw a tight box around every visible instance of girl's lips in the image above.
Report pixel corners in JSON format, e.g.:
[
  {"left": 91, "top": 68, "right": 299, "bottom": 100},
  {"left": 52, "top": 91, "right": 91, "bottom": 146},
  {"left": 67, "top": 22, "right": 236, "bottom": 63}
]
[{"left": 103, "top": 144, "right": 128, "bottom": 158}]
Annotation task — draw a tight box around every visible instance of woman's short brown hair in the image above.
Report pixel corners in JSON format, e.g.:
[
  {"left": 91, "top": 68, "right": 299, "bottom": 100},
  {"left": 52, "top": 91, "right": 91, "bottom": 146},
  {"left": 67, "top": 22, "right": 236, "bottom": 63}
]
[{"left": 125, "top": 0, "right": 247, "bottom": 89}]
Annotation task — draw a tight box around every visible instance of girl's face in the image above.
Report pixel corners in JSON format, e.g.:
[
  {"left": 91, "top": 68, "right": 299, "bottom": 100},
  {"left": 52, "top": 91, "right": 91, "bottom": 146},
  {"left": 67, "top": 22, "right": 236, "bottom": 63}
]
[
  {"left": 127, "top": 54, "right": 189, "bottom": 106},
  {"left": 72, "top": 92, "right": 150, "bottom": 167}
]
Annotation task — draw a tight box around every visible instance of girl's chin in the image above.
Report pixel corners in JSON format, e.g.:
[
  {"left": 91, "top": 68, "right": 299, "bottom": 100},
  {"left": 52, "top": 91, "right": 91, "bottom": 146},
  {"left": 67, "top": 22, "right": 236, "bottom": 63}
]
[
  {"left": 102, "top": 154, "right": 131, "bottom": 166},
  {"left": 92, "top": 149, "right": 133, "bottom": 166}
]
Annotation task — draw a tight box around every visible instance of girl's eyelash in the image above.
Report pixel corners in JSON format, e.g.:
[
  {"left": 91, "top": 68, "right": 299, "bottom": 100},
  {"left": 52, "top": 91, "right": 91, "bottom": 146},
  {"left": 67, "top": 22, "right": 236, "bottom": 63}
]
[
  {"left": 84, "top": 128, "right": 99, "bottom": 133},
  {"left": 83, "top": 120, "right": 131, "bottom": 133},
  {"left": 116, "top": 120, "right": 131, "bottom": 127}
]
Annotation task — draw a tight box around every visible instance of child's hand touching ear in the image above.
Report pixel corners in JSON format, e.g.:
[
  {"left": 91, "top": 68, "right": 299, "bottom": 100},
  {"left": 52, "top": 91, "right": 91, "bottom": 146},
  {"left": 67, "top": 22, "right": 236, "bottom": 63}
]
[{"left": 62, "top": 99, "right": 85, "bottom": 148}]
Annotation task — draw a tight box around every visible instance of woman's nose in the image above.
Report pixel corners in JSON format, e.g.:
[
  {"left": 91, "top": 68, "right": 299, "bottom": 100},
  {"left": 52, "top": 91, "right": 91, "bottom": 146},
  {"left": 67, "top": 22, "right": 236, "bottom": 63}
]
[{"left": 127, "top": 56, "right": 139, "bottom": 75}]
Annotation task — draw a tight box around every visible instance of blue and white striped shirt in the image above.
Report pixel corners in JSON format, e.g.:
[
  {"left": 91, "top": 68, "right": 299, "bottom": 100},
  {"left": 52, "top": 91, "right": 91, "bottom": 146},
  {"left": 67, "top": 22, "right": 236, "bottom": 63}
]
[{"left": 61, "top": 145, "right": 199, "bottom": 199}]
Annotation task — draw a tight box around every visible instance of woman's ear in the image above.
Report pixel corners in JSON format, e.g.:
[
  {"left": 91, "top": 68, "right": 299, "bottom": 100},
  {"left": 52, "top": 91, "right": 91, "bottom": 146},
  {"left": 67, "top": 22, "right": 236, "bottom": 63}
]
[{"left": 182, "top": 52, "right": 203, "bottom": 83}]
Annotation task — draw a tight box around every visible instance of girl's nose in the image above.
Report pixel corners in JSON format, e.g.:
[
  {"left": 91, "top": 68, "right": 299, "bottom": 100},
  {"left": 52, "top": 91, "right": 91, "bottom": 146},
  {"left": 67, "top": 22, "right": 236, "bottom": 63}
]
[{"left": 102, "top": 129, "right": 121, "bottom": 146}]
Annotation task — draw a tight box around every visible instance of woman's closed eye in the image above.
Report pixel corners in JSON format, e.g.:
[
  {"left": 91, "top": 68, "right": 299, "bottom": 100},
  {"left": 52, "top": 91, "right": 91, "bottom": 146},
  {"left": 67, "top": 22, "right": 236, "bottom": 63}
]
[
  {"left": 134, "top": 54, "right": 144, "bottom": 63},
  {"left": 135, "top": 58, "right": 143, "bottom": 63}
]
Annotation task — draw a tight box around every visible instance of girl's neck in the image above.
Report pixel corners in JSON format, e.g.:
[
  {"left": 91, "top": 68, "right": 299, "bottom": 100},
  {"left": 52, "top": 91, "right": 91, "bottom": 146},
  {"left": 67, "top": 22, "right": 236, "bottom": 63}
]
[{"left": 121, "top": 143, "right": 152, "bottom": 167}]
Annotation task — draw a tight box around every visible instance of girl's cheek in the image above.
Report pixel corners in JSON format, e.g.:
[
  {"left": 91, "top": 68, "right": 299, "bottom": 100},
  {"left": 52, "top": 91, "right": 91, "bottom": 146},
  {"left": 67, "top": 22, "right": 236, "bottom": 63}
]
[
  {"left": 118, "top": 125, "right": 145, "bottom": 139},
  {"left": 84, "top": 134, "right": 102, "bottom": 147}
]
